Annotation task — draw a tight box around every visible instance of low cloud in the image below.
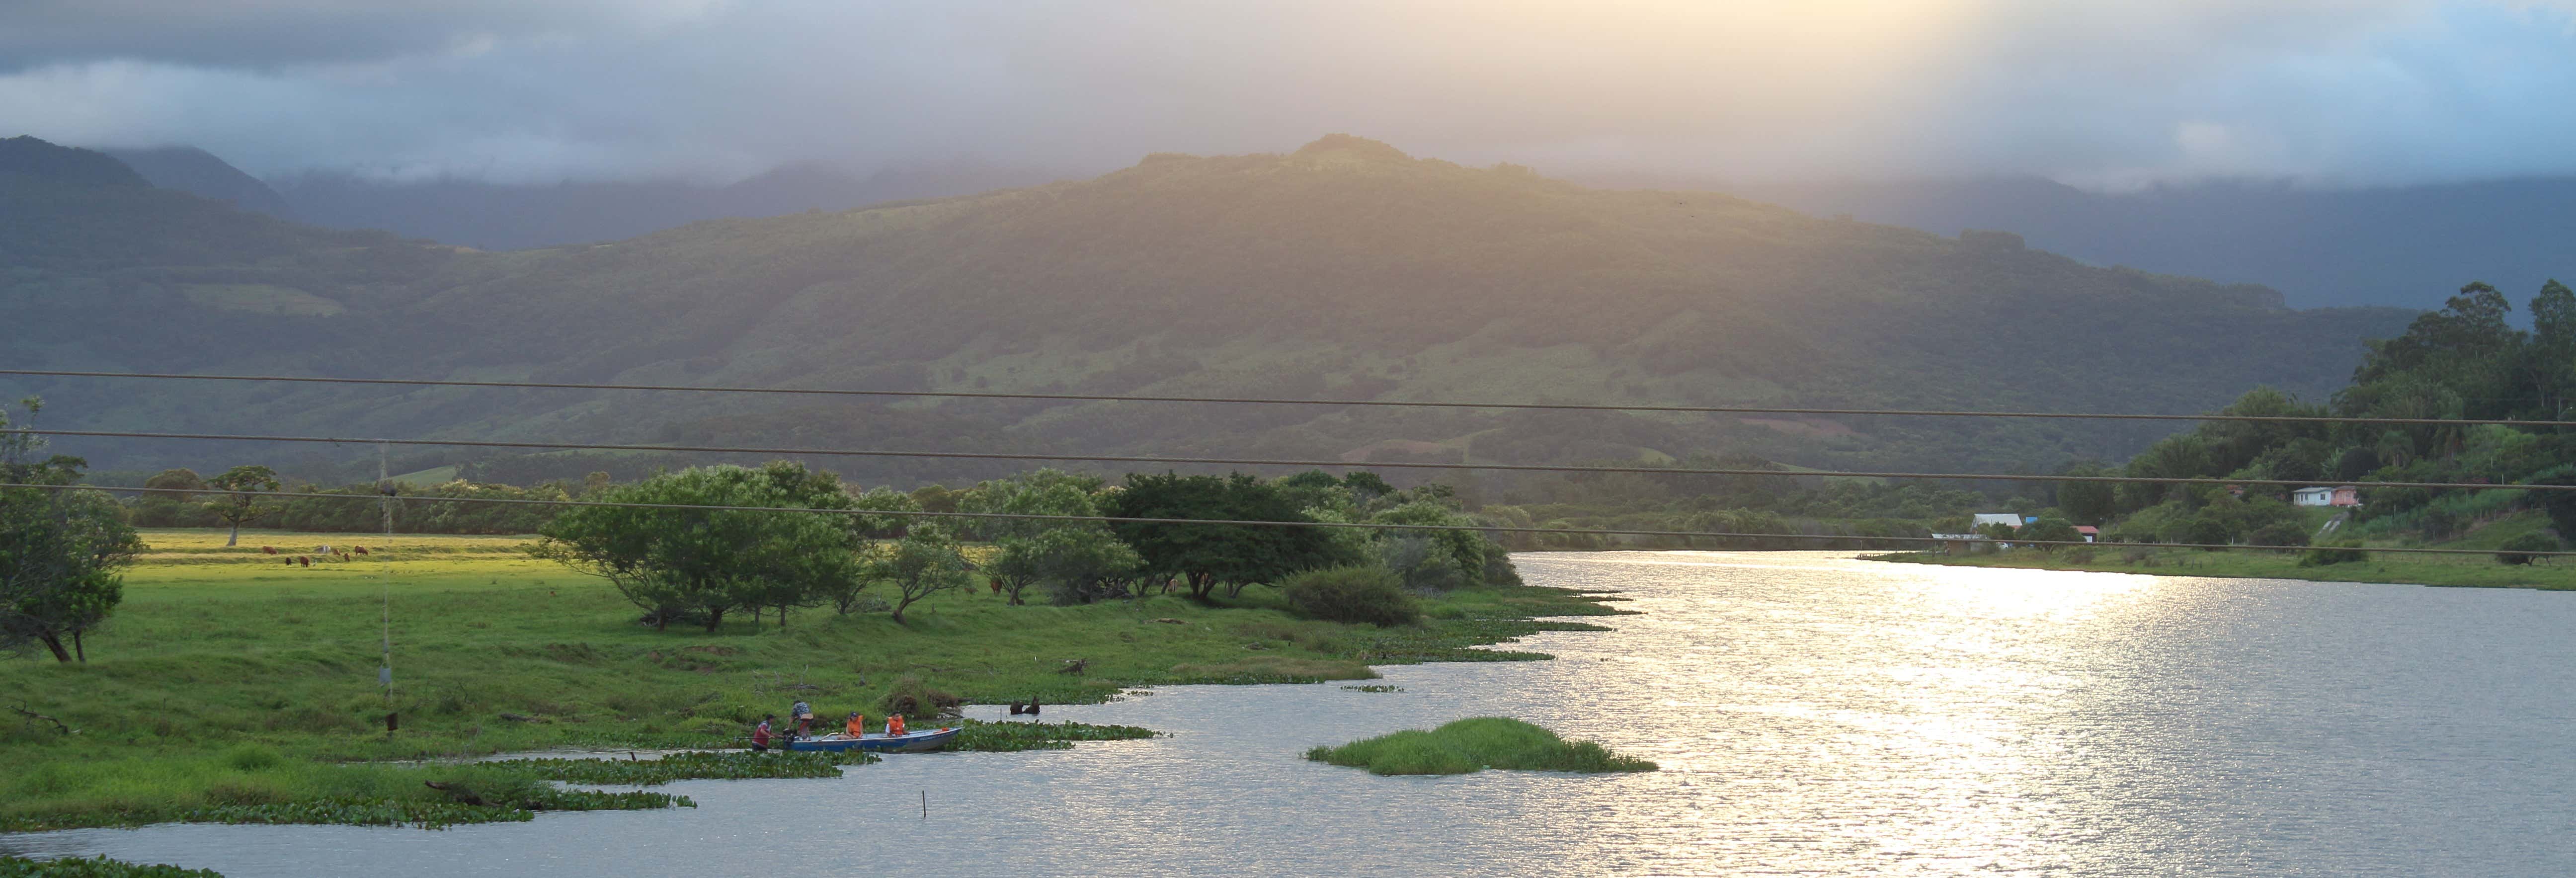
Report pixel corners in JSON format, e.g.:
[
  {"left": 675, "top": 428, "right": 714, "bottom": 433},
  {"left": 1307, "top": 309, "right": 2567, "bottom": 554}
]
[{"left": 2, "top": 0, "right": 2571, "bottom": 187}]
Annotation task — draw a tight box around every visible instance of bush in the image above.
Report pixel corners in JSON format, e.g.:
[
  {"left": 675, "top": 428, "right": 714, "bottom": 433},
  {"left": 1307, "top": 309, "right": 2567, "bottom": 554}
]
[
  {"left": 1303, "top": 717, "right": 1656, "bottom": 775},
  {"left": 2245, "top": 520, "right": 2312, "bottom": 549},
  {"left": 1280, "top": 565, "right": 1419, "bottom": 627},
  {"left": 2177, "top": 516, "right": 2233, "bottom": 550},
  {"left": 2299, "top": 541, "right": 2368, "bottom": 567},
  {"left": 876, "top": 675, "right": 963, "bottom": 719},
  {"left": 2495, "top": 532, "right": 2560, "bottom": 565}
]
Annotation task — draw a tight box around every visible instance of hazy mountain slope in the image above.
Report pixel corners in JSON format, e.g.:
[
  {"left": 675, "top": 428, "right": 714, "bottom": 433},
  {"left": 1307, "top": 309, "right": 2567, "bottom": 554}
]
[
  {"left": 98, "top": 146, "right": 295, "bottom": 219},
  {"left": 1697, "top": 176, "right": 2576, "bottom": 310},
  {"left": 272, "top": 159, "right": 1057, "bottom": 250},
  {"left": 0, "top": 135, "right": 2419, "bottom": 484}
]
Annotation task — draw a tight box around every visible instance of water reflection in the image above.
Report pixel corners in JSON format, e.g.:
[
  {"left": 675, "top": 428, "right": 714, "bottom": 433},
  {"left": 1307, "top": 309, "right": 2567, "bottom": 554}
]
[{"left": 9, "top": 552, "right": 2574, "bottom": 876}]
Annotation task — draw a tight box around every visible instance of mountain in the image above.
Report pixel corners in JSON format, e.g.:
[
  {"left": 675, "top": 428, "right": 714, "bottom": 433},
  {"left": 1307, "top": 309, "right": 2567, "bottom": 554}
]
[
  {"left": 0, "top": 134, "right": 2421, "bottom": 488},
  {"left": 271, "top": 159, "right": 1059, "bottom": 250},
  {"left": 97, "top": 146, "right": 295, "bottom": 219},
  {"left": 1651, "top": 175, "right": 2576, "bottom": 311}
]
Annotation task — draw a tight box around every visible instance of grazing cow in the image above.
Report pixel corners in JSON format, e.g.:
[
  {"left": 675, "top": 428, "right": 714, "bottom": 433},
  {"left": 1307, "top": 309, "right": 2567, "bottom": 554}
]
[
  {"left": 261, "top": 546, "right": 277, "bottom": 555},
  {"left": 283, "top": 558, "right": 293, "bottom": 566},
  {"left": 297, "top": 556, "right": 311, "bottom": 567},
  {"left": 989, "top": 578, "right": 1003, "bottom": 595},
  {"left": 354, "top": 546, "right": 370, "bottom": 556}
]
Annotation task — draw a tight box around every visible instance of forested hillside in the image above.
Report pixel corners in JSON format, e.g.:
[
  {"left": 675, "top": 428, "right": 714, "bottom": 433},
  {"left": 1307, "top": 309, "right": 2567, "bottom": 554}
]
[{"left": 1, "top": 134, "right": 2419, "bottom": 488}]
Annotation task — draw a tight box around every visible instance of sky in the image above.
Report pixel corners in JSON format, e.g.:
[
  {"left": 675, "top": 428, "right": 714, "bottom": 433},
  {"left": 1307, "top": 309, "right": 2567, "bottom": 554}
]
[{"left": 2, "top": 0, "right": 2574, "bottom": 188}]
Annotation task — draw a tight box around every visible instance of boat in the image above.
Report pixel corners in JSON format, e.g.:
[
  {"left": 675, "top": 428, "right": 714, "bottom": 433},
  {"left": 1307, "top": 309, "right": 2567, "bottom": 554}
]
[{"left": 784, "top": 726, "right": 960, "bottom": 753}]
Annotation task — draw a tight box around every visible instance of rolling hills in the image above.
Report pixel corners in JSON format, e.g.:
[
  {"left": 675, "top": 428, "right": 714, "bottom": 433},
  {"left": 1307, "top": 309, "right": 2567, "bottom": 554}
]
[{"left": 1, "top": 134, "right": 2420, "bottom": 488}]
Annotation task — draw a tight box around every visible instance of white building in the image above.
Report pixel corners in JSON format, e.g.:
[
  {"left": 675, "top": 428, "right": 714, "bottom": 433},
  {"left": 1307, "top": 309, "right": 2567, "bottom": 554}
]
[{"left": 1971, "top": 513, "right": 2027, "bottom": 530}]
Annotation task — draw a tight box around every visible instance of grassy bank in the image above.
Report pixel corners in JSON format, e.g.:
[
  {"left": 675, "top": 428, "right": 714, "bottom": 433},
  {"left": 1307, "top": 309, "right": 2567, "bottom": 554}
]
[
  {"left": 0, "top": 855, "right": 222, "bottom": 877},
  {"left": 1875, "top": 545, "right": 2576, "bottom": 590},
  {"left": 0, "top": 529, "right": 1618, "bottom": 832},
  {"left": 1304, "top": 717, "right": 1657, "bottom": 776}
]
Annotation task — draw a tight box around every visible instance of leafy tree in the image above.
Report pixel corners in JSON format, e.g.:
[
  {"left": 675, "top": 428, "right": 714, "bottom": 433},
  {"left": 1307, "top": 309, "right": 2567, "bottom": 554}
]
[
  {"left": 872, "top": 524, "right": 972, "bottom": 623},
  {"left": 2017, "top": 516, "right": 2082, "bottom": 551},
  {"left": 2495, "top": 532, "right": 2559, "bottom": 565},
  {"left": 1026, "top": 527, "right": 1146, "bottom": 604},
  {"left": 0, "top": 399, "right": 140, "bottom": 663},
  {"left": 202, "top": 465, "right": 281, "bottom": 547},
  {"left": 2054, "top": 464, "right": 2117, "bottom": 525},
  {"left": 531, "top": 464, "right": 869, "bottom": 632},
  {"left": 1281, "top": 565, "right": 1419, "bottom": 627},
  {"left": 1108, "top": 473, "right": 1346, "bottom": 599}
]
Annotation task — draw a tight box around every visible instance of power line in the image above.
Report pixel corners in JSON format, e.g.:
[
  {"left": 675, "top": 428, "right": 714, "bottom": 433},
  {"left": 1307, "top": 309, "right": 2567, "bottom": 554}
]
[
  {"left": 0, "top": 368, "right": 2554, "bottom": 427},
  {"left": 8, "top": 481, "right": 2564, "bottom": 558},
  {"left": 9, "top": 426, "right": 2567, "bottom": 492}
]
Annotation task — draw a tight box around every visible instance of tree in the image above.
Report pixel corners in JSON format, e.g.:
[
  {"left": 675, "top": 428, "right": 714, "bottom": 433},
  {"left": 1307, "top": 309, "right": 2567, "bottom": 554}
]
[
  {"left": 1108, "top": 473, "right": 1347, "bottom": 599},
  {"left": 0, "top": 399, "right": 140, "bottom": 663},
  {"left": 203, "top": 465, "right": 282, "bottom": 547},
  {"left": 2017, "top": 516, "right": 2082, "bottom": 551},
  {"left": 2496, "top": 532, "right": 2559, "bottom": 565},
  {"left": 872, "top": 524, "right": 972, "bottom": 623},
  {"left": 531, "top": 464, "right": 868, "bottom": 632},
  {"left": 2055, "top": 464, "right": 2118, "bottom": 525}
]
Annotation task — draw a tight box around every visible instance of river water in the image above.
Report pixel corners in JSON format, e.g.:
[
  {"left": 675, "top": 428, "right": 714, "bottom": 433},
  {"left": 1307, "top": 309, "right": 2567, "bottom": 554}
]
[{"left": 9, "top": 552, "right": 2576, "bottom": 876}]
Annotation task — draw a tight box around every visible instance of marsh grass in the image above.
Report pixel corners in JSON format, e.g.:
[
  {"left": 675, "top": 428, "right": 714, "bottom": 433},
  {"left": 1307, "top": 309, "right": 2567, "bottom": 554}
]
[
  {"left": 0, "top": 529, "right": 1616, "bottom": 830},
  {"left": 1304, "top": 718, "right": 1657, "bottom": 776}
]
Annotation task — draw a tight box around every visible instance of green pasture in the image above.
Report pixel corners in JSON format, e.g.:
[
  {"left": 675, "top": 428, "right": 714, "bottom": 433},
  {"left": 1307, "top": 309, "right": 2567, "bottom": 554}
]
[{"left": 0, "top": 529, "right": 1614, "bottom": 832}]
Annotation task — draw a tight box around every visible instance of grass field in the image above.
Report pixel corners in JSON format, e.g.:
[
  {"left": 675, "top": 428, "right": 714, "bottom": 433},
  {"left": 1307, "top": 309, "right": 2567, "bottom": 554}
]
[
  {"left": 1304, "top": 717, "right": 1658, "bottom": 776},
  {"left": 0, "top": 529, "right": 1617, "bottom": 831}
]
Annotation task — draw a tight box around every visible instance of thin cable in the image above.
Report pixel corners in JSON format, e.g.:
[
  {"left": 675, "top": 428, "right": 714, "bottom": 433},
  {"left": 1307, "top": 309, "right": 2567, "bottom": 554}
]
[
  {"left": 9, "top": 482, "right": 2565, "bottom": 558},
  {"left": 7, "top": 426, "right": 2565, "bottom": 492},
  {"left": 0, "top": 368, "right": 2554, "bottom": 427}
]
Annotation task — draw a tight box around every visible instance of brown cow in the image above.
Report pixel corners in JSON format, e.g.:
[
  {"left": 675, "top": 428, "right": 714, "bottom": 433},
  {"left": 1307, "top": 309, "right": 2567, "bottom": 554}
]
[
  {"left": 261, "top": 546, "right": 277, "bottom": 555},
  {"left": 297, "top": 556, "right": 311, "bottom": 567},
  {"left": 354, "top": 546, "right": 370, "bottom": 556}
]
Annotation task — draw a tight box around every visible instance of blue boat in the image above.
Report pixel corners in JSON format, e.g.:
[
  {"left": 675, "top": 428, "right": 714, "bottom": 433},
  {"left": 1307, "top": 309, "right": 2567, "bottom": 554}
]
[{"left": 784, "top": 727, "right": 960, "bottom": 753}]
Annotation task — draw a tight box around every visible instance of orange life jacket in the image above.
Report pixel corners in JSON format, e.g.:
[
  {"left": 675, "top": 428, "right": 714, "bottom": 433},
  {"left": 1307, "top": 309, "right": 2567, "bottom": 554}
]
[
  {"left": 846, "top": 716, "right": 865, "bottom": 736},
  {"left": 887, "top": 715, "right": 907, "bottom": 736}
]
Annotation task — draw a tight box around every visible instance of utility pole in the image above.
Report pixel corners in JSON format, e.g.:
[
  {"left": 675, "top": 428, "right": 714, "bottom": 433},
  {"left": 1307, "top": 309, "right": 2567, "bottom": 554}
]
[{"left": 379, "top": 440, "right": 393, "bottom": 536}]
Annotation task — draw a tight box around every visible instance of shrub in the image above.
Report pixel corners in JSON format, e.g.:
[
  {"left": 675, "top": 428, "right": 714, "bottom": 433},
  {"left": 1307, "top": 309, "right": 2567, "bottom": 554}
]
[
  {"left": 876, "top": 675, "right": 963, "bottom": 719},
  {"left": 2246, "top": 520, "right": 2312, "bottom": 549},
  {"left": 2299, "top": 541, "right": 2368, "bottom": 567},
  {"left": 2064, "top": 547, "right": 2096, "bottom": 564},
  {"left": 2495, "top": 532, "right": 2560, "bottom": 566},
  {"left": 2177, "top": 516, "right": 2233, "bottom": 550},
  {"left": 1304, "top": 718, "right": 1656, "bottom": 775},
  {"left": 1280, "top": 565, "right": 1419, "bottom": 627}
]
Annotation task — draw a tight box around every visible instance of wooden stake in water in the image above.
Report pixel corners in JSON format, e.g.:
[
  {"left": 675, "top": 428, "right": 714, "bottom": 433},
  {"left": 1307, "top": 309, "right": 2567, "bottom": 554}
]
[{"left": 921, "top": 790, "right": 927, "bottom": 820}]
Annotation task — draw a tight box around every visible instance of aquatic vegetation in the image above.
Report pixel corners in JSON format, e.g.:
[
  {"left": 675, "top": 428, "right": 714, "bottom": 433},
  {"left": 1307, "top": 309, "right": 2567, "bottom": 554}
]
[
  {"left": 1304, "top": 718, "right": 1657, "bottom": 776},
  {"left": 1340, "top": 685, "right": 1402, "bottom": 693},
  {"left": 953, "top": 719, "right": 1158, "bottom": 752},
  {"left": 491, "top": 749, "right": 877, "bottom": 786},
  {"left": 0, "top": 855, "right": 222, "bottom": 878}
]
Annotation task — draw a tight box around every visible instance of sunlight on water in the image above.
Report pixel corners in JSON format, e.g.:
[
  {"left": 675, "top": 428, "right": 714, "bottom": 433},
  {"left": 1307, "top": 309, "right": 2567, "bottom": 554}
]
[{"left": 10, "top": 552, "right": 2574, "bottom": 876}]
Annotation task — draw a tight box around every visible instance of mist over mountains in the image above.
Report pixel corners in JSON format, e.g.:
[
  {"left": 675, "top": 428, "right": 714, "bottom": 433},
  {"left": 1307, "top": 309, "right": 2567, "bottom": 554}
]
[{"left": 1, "top": 133, "right": 2427, "bottom": 488}]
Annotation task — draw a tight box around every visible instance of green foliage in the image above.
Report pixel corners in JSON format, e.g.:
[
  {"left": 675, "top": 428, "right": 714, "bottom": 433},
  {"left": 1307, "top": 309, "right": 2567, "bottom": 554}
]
[
  {"left": 200, "top": 465, "right": 280, "bottom": 547},
  {"left": 1108, "top": 473, "right": 1348, "bottom": 599},
  {"left": 2495, "top": 532, "right": 2559, "bottom": 565},
  {"left": 2299, "top": 541, "right": 2369, "bottom": 567},
  {"left": 951, "top": 719, "right": 1158, "bottom": 752},
  {"left": 1303, "top": 718, "right": 1656, "bottom": 776},
  {"left": 1281, "top": 565, "right": 1421, "bottom": 627},
  {"left": 875, "top": 674, "right": 963, "bottom": 719},
  {"left": 0, "top": 855, "right": 222, "bottom": 878},
  {"left": 870, "top": 525, "right": 972, "bottom": 624},
  {"left": 2016, "top": 516, "right": 2081, "bottom": 549},
  {"left": 493, "top": 750, "right": 877, "bottom": 785},
  {"left": 0, "top": 400, "right": 140, "bottom": 663},
  {"left": 530, "top": 463, "right": 873, "bottom": 631}
]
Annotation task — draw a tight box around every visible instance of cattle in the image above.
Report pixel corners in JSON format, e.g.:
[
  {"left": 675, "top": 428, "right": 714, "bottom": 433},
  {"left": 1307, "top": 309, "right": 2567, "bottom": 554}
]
[{"left": 261, "top": 546, "right": 277, "bottom": 555}]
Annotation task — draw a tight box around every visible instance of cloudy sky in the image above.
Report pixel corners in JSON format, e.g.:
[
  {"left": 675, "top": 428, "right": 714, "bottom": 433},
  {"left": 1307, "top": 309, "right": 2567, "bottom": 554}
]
[{"left": 3, "top": 0, "right": 2573, "bottom": 187}]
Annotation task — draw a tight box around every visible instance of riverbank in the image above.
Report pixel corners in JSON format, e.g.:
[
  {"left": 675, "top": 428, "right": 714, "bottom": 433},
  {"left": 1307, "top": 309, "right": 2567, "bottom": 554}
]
[
  {"left": 0, "top": 530, "right": 1619, "bottom": 833},
  {"left": 1872, "top": 546, "right": 2576, "bottom": 590}
]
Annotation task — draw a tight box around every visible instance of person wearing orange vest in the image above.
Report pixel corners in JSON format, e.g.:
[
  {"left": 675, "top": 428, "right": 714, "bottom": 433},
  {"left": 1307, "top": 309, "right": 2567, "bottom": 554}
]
[
  {"left": 845, "top": 712, "right": 866, "bottom": 737},
  {"left": 886, "top": 714, "right": 907, "bottom": 737}
]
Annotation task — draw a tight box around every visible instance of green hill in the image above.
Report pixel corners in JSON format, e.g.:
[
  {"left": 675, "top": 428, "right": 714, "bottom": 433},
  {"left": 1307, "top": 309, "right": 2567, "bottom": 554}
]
[{"left": 0, "top": 135, "right": 2417, "bottom": 485}]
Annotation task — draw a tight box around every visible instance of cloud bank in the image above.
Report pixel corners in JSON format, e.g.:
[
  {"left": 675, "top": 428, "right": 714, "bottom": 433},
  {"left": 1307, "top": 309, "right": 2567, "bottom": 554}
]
[{"left": 2, "top": 0, "right": 2572, "bottom": 187}]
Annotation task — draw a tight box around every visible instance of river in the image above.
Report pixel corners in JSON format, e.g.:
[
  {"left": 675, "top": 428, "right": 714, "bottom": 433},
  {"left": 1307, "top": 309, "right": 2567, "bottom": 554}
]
[{"left": 9, "top": 552, "right": 2575, "bottom": 876}]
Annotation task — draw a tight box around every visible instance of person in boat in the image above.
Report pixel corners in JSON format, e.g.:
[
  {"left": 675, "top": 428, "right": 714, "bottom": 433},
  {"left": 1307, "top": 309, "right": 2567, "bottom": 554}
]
[
  {"left": 791, "top": 700, "right": 813, "bottom": 738},
  {"left": 886, "top": 713, "right": 907, "bottom": 737},
  {"left": 845, "top": 711, "right": 866, "bottom": 738},
  {"left": 752, "top": 715, "right": 775, "bottom": 753}
]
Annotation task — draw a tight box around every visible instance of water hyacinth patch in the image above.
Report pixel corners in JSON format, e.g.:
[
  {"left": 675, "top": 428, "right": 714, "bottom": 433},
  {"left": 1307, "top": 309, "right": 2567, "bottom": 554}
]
[
  {"left": 0, "top": 855, "right": 223, "bottom": 878},
  {"left": 953, "top": 719, "right": 1159, "bottom": 752},
  {"left": 1305, "top": 718, "right": 1656, "bottom": 776}
]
